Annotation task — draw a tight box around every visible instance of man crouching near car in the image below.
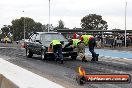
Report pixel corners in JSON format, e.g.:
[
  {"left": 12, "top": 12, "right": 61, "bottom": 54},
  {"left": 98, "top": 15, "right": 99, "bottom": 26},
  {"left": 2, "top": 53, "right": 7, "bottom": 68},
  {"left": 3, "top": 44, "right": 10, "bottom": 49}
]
[
  {"left": 64, "top": 38, "right": 87, "bottom": 62},
  {"left": 49, "top": 40, "right": 64, "bottom": 64}
]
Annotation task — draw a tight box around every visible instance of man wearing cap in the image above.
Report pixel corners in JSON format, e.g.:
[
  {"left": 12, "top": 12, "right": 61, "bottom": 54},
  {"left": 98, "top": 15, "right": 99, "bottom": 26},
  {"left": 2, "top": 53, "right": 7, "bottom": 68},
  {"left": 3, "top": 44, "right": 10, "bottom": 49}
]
[
  {"left": 50, "top": 40, "right": 64, "bottom": 64},
  {"left": 64, "top": 38, "right": 87, "bottom": 62},
  {"left": 80, "top": 34, "right": 99, "bottom": 61}
]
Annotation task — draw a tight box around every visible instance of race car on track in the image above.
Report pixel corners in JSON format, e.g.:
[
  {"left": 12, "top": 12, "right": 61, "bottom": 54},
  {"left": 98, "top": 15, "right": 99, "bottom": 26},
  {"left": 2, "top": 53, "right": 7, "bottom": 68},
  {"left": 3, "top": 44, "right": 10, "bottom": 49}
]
[{"left": 25, "top": 32, "right": 78, "bottom": 60}]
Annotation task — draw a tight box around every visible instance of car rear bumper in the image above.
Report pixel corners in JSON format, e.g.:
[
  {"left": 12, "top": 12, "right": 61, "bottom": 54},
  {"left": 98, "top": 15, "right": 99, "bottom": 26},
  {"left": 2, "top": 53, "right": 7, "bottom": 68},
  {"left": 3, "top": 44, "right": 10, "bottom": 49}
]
[
  {"left": 45, "top": 51, "right": 77, "bottom": 57},
  {"left": 62, "top": 51, "right": 77, "bottom": 57}
]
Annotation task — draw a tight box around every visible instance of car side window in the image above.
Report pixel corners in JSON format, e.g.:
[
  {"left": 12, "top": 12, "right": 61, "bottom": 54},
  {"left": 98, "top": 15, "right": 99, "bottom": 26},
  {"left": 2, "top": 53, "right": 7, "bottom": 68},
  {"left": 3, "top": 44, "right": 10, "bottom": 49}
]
[
  {"left": 35, "top": 35, "right": 41, "bottom": 44},
  {"left": 30, "top": 34, "right": 37, "bottom": 42},
  {"left": 40, "top": 35, "right": 46, "bottom": 43},
  {"left": 35, "top": 34, "right": 40, "bottom": 41}
]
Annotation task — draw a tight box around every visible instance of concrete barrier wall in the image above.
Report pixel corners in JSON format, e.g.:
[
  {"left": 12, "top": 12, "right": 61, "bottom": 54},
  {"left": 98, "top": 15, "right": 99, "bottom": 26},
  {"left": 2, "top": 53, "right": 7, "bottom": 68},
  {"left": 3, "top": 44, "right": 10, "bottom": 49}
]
[
  {"left": 0, "top": 58, "right": 64, "bottom": 88},
  {"left": 0, "top": 74, "right": 2, "bottom": 87},
  {"left": 0, "top": 74, "right": 19, "bottom": 88}
]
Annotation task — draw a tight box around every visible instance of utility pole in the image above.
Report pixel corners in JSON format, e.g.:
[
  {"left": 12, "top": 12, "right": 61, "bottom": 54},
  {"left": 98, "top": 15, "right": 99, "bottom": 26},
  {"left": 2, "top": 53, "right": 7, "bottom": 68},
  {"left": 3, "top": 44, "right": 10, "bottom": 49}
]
[
  {"left": 48, "top": 0, "right": 50, "bottom": 32},
  {"left": 124, "top": 1, "right": 127, "bottom": 47},
  {"left": 23, "top": 11, "right": 25, "bottom": 41}
]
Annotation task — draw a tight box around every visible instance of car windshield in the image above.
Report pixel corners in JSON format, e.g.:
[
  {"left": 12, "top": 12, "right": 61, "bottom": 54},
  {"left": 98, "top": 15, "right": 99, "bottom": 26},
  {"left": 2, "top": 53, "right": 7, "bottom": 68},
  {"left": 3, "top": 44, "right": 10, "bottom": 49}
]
[{"left": 41, "top": 33, "right": 67, "bottom": 42}]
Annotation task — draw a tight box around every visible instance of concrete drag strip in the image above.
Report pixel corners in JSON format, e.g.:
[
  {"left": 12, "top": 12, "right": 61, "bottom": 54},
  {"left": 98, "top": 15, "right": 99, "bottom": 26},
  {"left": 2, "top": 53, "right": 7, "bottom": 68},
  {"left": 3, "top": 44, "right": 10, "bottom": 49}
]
[{"left": 0, "top": 58, "right": 64, "bottom": 88}]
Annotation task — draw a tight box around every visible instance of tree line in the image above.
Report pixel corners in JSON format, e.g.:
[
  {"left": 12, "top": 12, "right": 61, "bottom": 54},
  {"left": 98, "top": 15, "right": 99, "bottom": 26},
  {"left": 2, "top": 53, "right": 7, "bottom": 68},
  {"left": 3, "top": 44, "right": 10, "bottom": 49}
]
[{"left": 0, "top": 14, "right": 108, "bottom": 41}]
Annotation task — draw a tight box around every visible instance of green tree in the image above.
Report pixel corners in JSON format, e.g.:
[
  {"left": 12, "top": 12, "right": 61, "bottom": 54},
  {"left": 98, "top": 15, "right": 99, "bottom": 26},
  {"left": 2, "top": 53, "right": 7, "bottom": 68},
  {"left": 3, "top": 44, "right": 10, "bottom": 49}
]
[
  {"left": 42, "top": 25, "right": 48, "bottom": 32},
  {"left": 81, "top": 14, "right": 108, "bottom": 30},
  {"left": 54, "top": 20, "right": 65, "bottom": 31},
  {"left": 1, "top": 25, "right": 11, "bottom": 38},
  {"left": 11, "top": 17, "right": 43, "bottom": 40},
  {"left": 33, "top": 22, "right": 43, "bottom": 32},
  {"left": 58, "top": 20, "right": 64, "bottom": 29}
]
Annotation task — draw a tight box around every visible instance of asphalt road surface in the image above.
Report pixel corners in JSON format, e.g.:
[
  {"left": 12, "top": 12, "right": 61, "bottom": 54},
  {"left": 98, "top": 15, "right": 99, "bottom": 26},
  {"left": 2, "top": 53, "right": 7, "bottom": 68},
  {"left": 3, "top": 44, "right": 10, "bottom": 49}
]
[{"left": 0, "top": 43, "right": 132, "bottom": 88}]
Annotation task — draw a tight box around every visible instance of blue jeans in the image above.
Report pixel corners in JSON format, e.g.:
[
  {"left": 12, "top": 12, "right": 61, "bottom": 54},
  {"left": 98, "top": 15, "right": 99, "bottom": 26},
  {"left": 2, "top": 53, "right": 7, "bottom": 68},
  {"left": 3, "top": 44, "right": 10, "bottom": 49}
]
[
  {"left": 89, "top": 46, "right": 96, "bottom": 58},
  {"left": 53, "top": 44, "right": 63, "bottom": 60}
]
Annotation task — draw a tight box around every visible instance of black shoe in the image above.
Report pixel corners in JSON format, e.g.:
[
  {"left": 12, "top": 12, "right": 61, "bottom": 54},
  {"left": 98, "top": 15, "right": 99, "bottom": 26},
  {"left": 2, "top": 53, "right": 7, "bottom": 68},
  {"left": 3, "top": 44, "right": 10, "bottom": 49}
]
[
  {"left": 91, "top": 58, "right": 96, "bottom": 61},
  {"left": 84, "top": 59, "right": 87, "bottom": 62},
  {"left": 96, "top": 54, "right": 99, "bottom": 57},
  {"left": 82, "top": 59, "right": 87, "bottom": 62},
  {"left": 96, "top": 57, "right": 98, "bottom": 61},
  {"left": 96, "top": 54, "right": 99, "bottom": 61},
  {"left": 82, "top": 56, "right": 87, "bottom": 62},
  {"left": 60, "top": 59, "right": 63, "bottom": 64}
]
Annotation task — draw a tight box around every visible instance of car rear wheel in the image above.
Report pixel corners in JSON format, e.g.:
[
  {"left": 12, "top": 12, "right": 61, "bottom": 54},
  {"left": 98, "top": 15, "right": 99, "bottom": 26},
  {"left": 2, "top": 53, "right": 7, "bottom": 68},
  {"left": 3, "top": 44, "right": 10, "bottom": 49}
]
[{"left": 26, "top": 49, "right": 33, "bottom": 58}]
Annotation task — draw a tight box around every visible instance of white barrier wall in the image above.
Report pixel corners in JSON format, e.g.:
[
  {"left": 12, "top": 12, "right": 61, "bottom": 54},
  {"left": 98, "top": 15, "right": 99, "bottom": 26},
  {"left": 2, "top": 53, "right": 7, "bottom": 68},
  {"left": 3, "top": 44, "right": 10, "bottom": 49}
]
[
  {"left": 0, "top": 58, "right": 64, "bottom": 88},
  {"left": 0, "top": 74, "right": 19, "bottom": 88}
]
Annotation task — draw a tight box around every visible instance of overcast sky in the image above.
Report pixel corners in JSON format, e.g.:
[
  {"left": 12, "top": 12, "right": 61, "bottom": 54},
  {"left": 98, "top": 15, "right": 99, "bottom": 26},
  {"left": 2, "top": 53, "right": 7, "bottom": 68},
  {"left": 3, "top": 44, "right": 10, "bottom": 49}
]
[{"left": 0, "top": 0, "right": 132, "bottom": 30}]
